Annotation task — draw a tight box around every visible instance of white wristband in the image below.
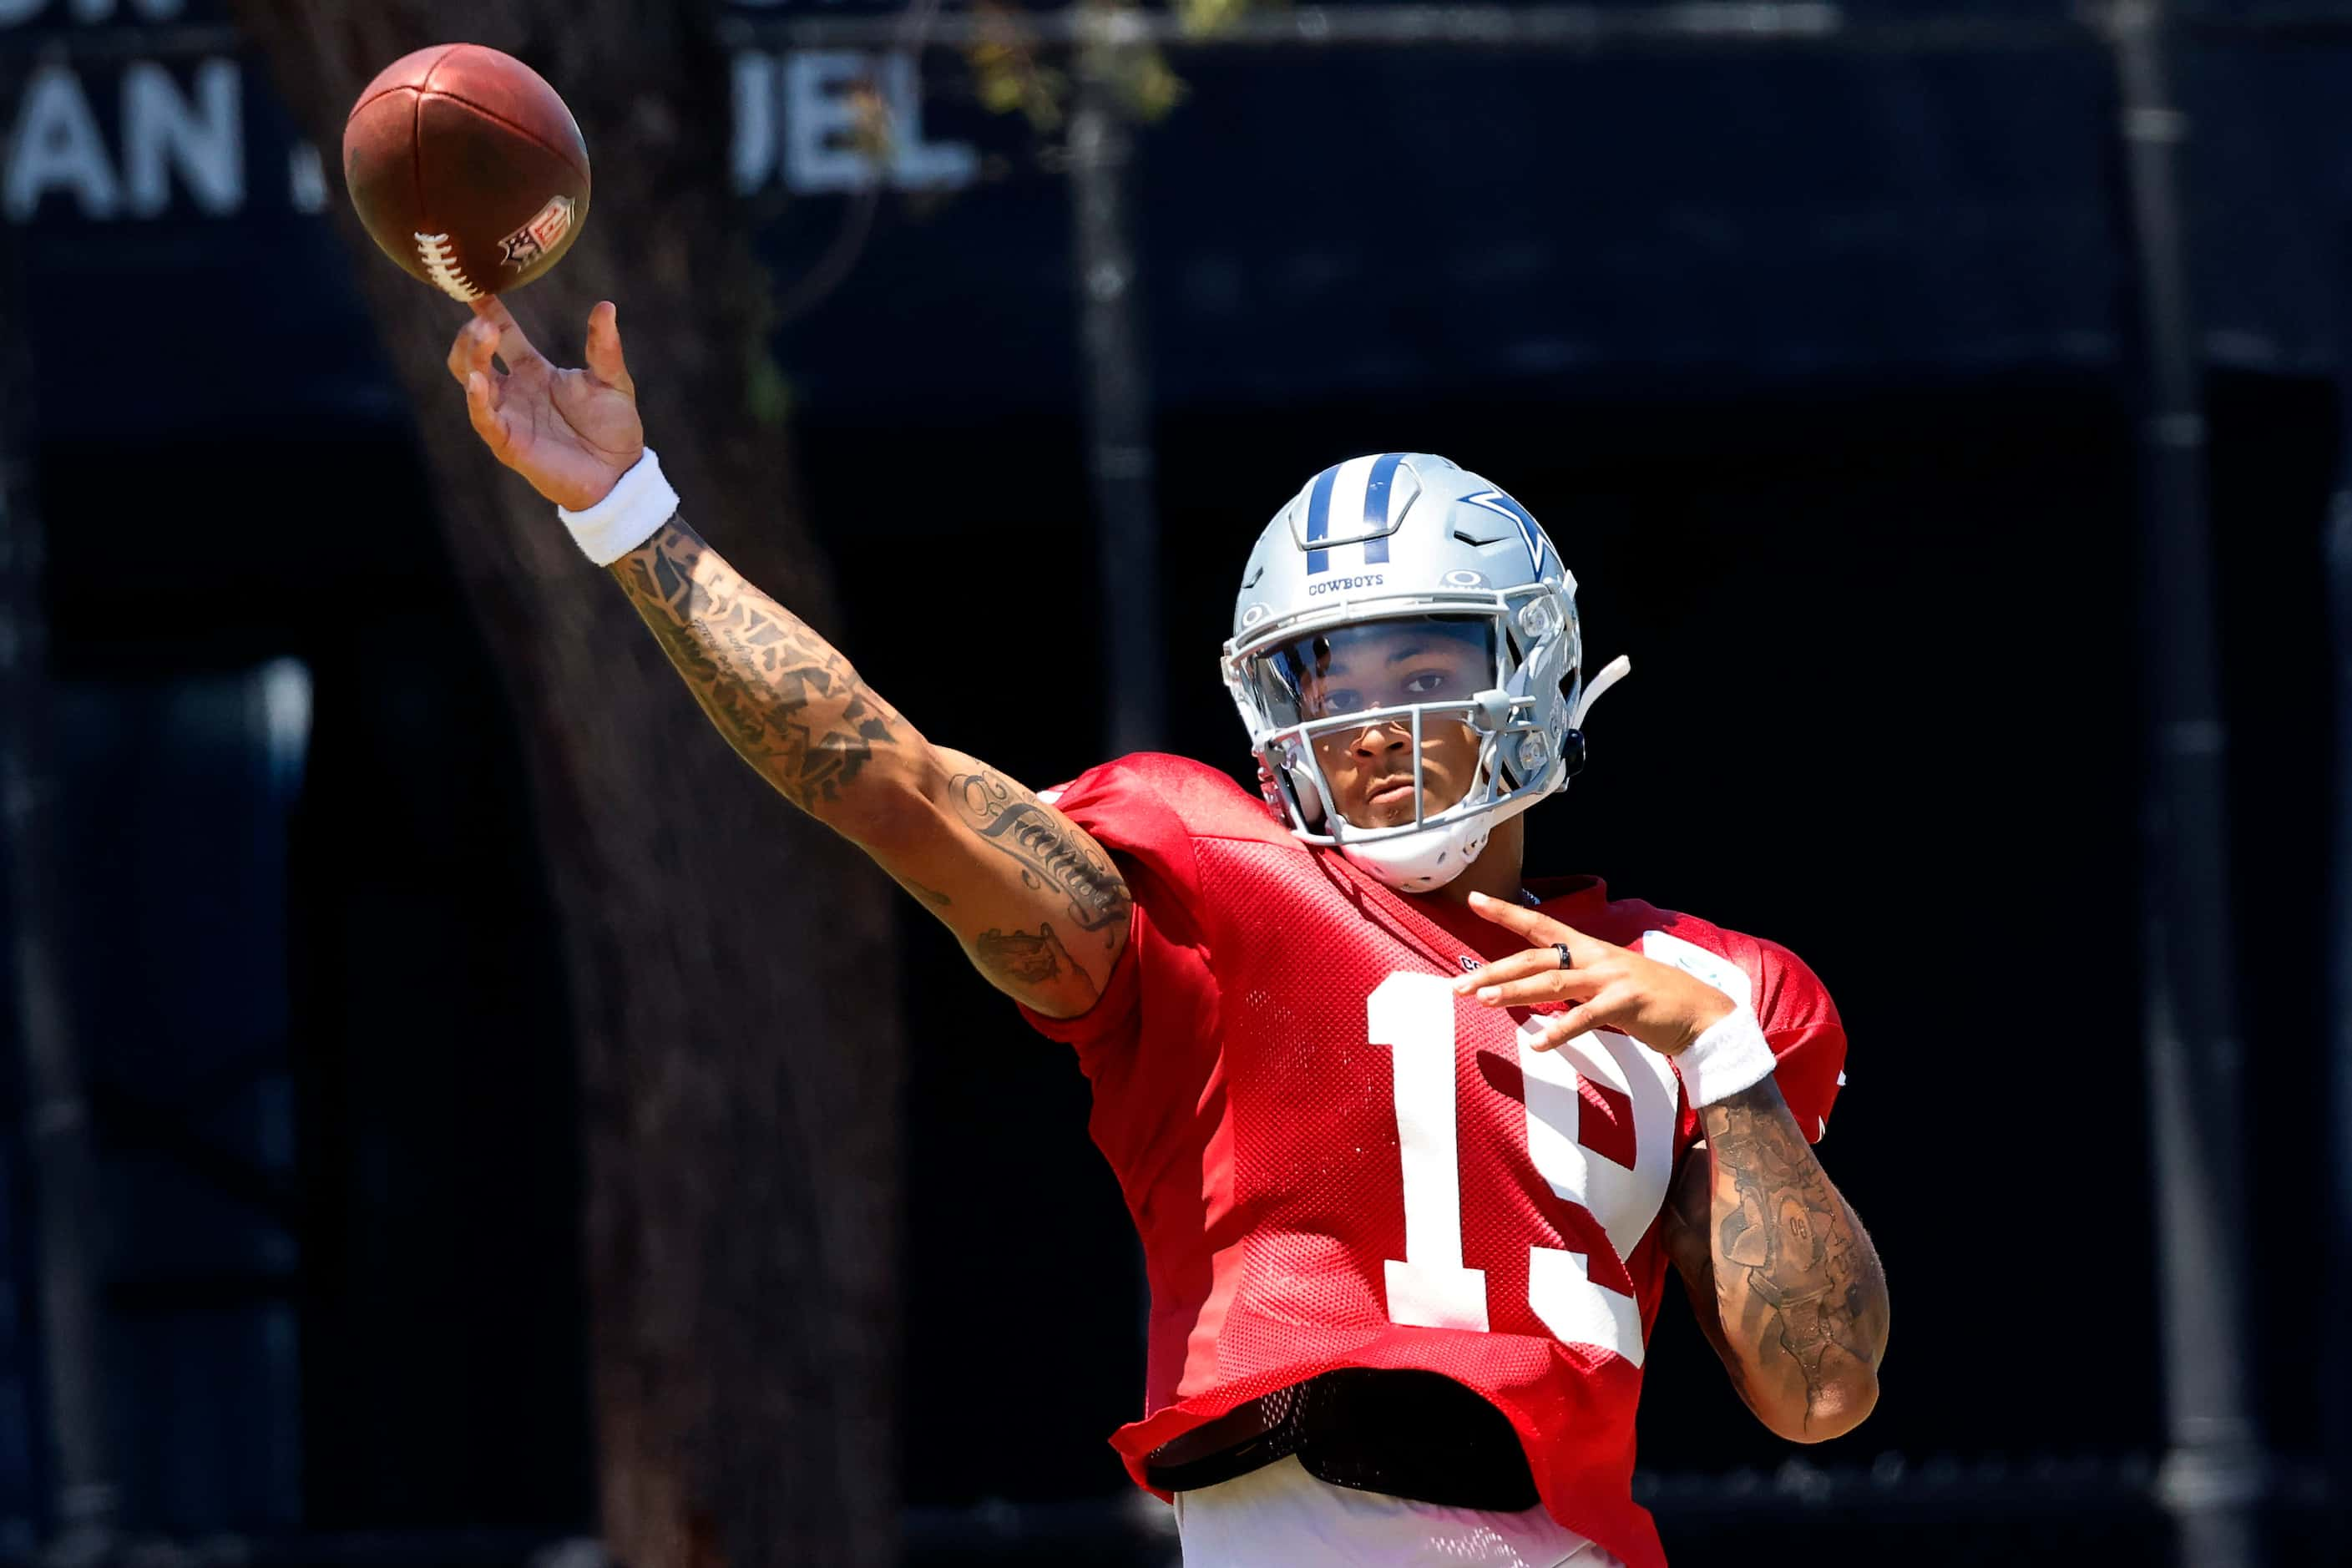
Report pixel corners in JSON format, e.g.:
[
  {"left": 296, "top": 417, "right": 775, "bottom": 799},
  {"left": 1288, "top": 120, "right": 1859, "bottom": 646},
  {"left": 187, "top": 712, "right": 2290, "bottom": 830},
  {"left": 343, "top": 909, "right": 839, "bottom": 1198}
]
[
  {"left": 559, "top": 447, "right": 680, "bottom": 565},
  {"left": 1677, "top": 1006, "right": 1778, "bottom": 1109}
]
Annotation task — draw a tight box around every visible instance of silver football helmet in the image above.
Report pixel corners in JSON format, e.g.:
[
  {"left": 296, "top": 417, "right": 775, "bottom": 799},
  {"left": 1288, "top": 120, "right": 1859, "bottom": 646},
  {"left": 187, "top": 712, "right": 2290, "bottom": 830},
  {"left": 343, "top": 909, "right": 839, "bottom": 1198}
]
[{"left": 1220, "top": 453, "right": 1631, "bottom": 893}]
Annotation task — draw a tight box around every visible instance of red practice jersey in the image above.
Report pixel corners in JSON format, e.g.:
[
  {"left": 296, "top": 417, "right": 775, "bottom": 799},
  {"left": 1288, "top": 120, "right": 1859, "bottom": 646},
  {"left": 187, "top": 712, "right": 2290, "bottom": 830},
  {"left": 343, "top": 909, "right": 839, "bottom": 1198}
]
[{"left": 1019, "top": 754, "right": 1847, "bottom": 1568}]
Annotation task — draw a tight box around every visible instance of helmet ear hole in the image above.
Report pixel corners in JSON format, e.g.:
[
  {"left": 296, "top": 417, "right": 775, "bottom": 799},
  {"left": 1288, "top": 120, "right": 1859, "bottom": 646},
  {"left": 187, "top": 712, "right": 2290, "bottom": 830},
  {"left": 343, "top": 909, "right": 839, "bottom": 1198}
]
[
  {"left": 1255, "top": 749, "right": 1326, "bottom": 830},
  {"left": 1274, "top": 755, "right": 1325, "bottom": 828},
  {"left": 1559, "top": 729, "right": 1589, "bottom": 779},
  {"left": 1290, "top": 767, "right": 1326, "bottom": 827}
]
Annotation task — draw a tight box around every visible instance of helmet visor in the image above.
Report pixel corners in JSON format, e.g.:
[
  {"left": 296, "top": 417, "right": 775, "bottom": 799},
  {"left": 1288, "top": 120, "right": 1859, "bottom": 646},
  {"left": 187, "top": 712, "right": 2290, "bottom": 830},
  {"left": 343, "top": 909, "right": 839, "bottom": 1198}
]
[
  {"left": 1245, "top": 615, "right": 1505, "bottom": 832},
  {"left": 1245, "top": 615, "right": 1501, "bottom": 731}
]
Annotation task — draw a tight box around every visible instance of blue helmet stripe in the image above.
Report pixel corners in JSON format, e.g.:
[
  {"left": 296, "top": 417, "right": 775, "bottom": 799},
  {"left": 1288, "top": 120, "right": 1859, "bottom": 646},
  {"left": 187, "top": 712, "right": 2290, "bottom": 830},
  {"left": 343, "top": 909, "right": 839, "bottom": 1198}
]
[
  {"left": 1359, "top": 452, "right": 1404, "bottom": 565},
  {"left": 1302, "top": 463, "right": 1339, "bottom": 574}
]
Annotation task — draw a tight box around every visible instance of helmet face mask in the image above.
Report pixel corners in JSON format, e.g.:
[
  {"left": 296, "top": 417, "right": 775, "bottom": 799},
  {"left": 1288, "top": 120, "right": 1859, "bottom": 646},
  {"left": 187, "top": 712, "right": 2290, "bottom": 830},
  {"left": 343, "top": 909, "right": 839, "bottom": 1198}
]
[
  {"left": 1245, "top": 607, "right": 1555, "bottom": 834},
  {"left": 1222, "top": 454, "right": 1607, "bottom": 893}
]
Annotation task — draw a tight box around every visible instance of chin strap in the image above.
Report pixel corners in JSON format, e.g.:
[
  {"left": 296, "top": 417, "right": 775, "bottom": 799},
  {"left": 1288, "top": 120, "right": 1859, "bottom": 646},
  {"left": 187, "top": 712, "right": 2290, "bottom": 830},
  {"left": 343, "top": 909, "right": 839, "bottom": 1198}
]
[{"left": 1571, "top": 654, "right": 1632, "bottom": 731}]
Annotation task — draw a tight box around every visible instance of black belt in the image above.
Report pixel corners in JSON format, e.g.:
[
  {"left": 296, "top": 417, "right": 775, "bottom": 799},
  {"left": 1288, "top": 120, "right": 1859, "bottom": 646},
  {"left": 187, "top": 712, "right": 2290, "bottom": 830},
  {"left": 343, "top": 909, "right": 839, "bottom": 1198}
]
[{"left": 1143, "top": 1368, "right": 1541, "bottom": 1512}]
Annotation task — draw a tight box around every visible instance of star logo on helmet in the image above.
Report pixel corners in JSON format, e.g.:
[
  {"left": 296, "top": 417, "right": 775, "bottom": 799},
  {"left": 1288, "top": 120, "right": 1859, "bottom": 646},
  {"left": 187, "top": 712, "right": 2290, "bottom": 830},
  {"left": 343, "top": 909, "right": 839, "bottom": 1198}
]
[{"left": 1461, "top": 489, "right": 1549, "bottom": 575}]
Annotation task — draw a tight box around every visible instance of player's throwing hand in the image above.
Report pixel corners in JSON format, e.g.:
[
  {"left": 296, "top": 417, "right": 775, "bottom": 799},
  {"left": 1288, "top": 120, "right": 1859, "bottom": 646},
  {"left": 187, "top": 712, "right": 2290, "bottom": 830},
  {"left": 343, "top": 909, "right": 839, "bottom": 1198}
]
[
  {"left": 445, "top": 296, "right": 644, "bottom": 512},
  {"left": 1454, "top": 891, "right": 1735, "bottom": 1056}
]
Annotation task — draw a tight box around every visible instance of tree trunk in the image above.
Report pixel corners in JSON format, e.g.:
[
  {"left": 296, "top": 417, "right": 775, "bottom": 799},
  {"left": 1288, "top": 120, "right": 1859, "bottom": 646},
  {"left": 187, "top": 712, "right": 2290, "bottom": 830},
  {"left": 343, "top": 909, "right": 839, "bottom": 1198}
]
[{"left": 227, "top": 7, "right": 902, "bottom": 1565}]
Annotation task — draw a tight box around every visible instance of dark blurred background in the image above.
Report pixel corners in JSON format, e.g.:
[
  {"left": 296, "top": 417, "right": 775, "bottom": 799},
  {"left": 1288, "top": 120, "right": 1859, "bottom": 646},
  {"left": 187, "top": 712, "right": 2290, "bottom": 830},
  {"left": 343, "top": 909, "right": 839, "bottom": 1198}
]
[{"left": 1, "top": 1, "right": 2348, "bottom": 1565}]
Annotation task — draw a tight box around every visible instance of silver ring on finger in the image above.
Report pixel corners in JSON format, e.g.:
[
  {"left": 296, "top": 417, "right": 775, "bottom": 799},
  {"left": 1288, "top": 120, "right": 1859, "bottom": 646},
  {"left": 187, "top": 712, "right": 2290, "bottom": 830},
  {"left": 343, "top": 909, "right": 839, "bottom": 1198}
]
[{"left": 1552, "top": 942, "right": 1574, "bottom": 971}]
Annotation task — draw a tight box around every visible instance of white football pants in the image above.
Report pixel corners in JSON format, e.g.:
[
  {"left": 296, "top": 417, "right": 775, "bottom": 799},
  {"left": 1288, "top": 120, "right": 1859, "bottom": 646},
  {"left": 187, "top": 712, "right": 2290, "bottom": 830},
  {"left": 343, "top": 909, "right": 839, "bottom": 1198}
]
[{"left": 1172, "top": 1454, "right": 1626, "bottom": 1568}]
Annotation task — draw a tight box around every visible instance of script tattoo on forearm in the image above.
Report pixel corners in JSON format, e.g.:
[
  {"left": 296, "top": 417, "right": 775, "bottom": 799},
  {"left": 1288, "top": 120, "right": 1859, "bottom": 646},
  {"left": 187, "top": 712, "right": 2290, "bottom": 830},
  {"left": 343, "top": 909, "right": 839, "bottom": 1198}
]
[
  {"left": 614, "top": 518, "right": 903, "bottom": 812},
  {"left": 948, "top": 767, "right": 1130, "bottom": 940},
  {"left": 1701, "top": 1085, "right": 1887, "bottom": 1432}
]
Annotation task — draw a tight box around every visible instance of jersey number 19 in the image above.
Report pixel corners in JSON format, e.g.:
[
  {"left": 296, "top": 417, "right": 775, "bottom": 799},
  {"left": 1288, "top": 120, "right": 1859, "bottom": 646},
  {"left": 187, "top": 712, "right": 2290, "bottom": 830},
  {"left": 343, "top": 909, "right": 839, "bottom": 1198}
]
[{"left": 1369, "top": 971, "right": 1679, "bottom": 1368}]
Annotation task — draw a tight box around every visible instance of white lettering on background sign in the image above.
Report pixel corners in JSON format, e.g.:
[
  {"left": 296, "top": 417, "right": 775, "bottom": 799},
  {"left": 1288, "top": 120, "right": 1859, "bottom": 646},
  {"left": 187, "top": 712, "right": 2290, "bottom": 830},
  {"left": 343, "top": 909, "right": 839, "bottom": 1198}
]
[
  {"left": 4, "top": 58, "right": 239, "bottom": 220},
  {"left": 0, "top": 0, "right": 189, "bottom": 24},
  {"left": 731, "top": 48, "right": 778, "bottom": 195},
  {"left": 736, "top": 48, "right": 978, "bottom": 195},
  {"left": 0, "top": 43, "right": 974, "bottom": 223},
  {"left": 121, "top": 58, "right": 239, "bottom": 214},
  {"left": 285, "top": 139, "right": 326, "bottom": 215},
  {"left": 4, "top": 63, "right": 118, "bottom": 219}
]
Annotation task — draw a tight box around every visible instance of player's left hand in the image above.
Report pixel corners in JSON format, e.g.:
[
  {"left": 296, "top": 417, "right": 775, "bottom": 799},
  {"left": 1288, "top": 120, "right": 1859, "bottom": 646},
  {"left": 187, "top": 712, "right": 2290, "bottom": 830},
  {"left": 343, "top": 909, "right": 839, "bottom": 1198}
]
[{"left": 1453, "top": 891, "right": 1735, "bottom": 1056}]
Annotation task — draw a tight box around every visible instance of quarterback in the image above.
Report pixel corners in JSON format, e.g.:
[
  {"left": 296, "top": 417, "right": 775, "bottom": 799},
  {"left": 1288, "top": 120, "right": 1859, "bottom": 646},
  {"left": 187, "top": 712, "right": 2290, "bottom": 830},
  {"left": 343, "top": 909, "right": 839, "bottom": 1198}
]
[{"left": 448, "top": 297, "right": 1890, "bottom": 1568}]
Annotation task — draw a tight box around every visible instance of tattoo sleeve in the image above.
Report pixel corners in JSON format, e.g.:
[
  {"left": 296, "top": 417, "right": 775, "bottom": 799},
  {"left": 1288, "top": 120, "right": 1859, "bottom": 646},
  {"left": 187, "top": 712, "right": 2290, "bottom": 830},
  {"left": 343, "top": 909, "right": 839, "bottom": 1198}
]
[
  {"left": 612, "top": 522, "right": 1130, "bottom": 1017},
  {"left": 613, "top": 518, "right": 907, "bottom": 814},
  {"left": 1695, "top": 1080, "right": 1889, "bottom": 1437}
]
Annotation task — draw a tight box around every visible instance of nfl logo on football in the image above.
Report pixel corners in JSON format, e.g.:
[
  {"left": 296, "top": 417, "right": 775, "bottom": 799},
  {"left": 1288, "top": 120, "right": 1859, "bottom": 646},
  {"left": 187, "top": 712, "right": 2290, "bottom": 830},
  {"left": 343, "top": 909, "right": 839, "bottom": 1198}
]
[{"left": 499, "top": 195, "right": 575, "bottom": 270}]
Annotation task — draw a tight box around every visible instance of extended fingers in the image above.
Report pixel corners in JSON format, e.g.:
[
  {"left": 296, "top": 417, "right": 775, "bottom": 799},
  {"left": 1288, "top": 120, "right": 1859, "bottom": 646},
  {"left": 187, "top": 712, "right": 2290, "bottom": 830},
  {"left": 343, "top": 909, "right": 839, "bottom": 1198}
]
[
  {"left": 1464, "top": 892, "right": 1605, "bottom": 955},
  {"left": 1459, "top": 940, "right": 1611, "bottom": 1006},
  {"left": 584, "top": 301, "right": 632, "bottom": 392},
  {"left": 1451, "top": 929, "right": 1622, "bottom": 1009},
  {"left": 1454, "top": 943, "right": 1572, "bottom": 996},
  {"left": 1464, "top": 890, "right": 1547, "bottom": 938},
  {"left": 1474, "top": 971, "right": 1601, "bottom": 1009},
  {"left": 465, "top": 370, "right": 510, "bottom": 454},
  {"left": 1530, "top": 1004, "right": 1597, "bottom": 1051},
  {"left": 469, "top": 294, "right": 547, "bottom": 369},
  {"left": 447, "top": 316, "right": 486, "bottom": 385},
  {"left": 1528, "top": 983, "right": 1638, "bottom": 1050},
  {"left": 446, "top": 314, "right": 507, "bottom": 389}
]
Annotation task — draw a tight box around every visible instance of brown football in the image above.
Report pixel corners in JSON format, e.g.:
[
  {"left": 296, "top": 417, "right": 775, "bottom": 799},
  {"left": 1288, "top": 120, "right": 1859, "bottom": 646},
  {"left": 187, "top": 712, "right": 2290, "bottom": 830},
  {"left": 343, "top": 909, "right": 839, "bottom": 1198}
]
[{"left": 342, "top": 43, "right": 590, "bottom": 302}]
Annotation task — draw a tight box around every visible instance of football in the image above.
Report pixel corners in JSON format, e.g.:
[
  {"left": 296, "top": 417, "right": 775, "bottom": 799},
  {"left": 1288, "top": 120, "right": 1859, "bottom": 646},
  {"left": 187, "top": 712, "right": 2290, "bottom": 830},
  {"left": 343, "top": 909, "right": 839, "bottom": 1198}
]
[{"left": 342, "top": 43, "right": 590, "bottom": 302}]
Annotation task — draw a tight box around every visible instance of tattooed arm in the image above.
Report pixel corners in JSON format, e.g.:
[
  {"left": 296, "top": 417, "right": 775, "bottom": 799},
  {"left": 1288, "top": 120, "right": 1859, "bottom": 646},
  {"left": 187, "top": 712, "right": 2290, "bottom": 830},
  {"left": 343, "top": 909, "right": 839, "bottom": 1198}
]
[
  {"left": 610, "top": 518, "right": 907, "bottom": 814},
  {"left": 1660, "top": 1080, "right": 1889, "bottom": 1442},
  {"left": 611, "top": 520, "right": 1128, "bottom": 1017},
  {"left": 443, "top": 296, "right": 1127, "bottom": 1016}
]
